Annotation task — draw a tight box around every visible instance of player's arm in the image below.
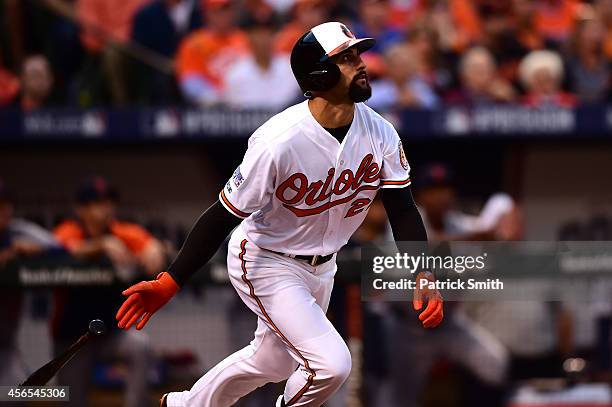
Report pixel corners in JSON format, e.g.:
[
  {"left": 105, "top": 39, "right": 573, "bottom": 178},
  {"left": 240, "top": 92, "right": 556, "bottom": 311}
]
[
  {"left": 116, "top": 200, "right": 241, "bottom": 330},
  {"left": 378, "top": 129, "right": 443, "bottom": 327},
  {"left": 380, "top": 186, "right": 443, "bottom": 328},
  {"left": 167, "top": 200, "right": 241, "bottom": 285},
  {"left": 380, "top": 186, "right": 427, "bottom": 243},
  {"left": 116, "top": 137, "right": 274, "bottom": 330}
]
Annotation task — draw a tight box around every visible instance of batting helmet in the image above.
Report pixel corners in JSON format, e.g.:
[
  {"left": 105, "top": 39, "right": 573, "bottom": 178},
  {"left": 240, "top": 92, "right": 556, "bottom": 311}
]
[{"left": 290, "top": 22, "right": 375, "bottom": 96}]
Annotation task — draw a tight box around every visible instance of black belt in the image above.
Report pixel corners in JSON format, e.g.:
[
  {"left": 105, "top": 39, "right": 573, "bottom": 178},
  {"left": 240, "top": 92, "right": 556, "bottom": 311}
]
[{"left": 270, "top": 250, "right": 335, "bottom": 266}]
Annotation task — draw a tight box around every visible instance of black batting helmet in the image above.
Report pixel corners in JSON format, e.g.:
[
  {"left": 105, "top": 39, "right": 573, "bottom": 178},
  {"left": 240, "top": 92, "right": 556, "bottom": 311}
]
[{"left": 290, "top": 22, "right": 375, "bottom": 96}]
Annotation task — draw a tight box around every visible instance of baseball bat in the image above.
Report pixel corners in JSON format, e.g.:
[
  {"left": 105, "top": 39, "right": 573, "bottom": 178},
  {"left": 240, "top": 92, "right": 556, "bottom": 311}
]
[{"left": 20, "top": 319, "right": 106, "bottom": 386}]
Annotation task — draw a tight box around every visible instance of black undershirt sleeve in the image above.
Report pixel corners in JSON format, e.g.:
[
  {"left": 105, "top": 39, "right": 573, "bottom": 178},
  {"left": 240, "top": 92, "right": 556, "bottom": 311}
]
[
  {"left": 167, "top": 199, "right": 242, "bottom": 286},
  {"left": 380, "top": 186, "right": 428, "bottom": 245}
]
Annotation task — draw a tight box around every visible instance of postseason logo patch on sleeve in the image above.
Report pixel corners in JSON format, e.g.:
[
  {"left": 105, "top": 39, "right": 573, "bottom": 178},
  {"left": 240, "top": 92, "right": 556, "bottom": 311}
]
[
  {"left": 399, "top": 141, "right": 409, "bottom": 171},
  {"left": 231, "top": 167, "right": 245, "bottom": 189}
]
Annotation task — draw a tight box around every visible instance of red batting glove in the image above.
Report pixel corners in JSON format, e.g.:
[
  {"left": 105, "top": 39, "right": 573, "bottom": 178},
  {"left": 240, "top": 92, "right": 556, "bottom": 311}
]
[
  {"left": 413, "top": 271, "right": 444, "bottom": 329},
  {"left": 116, "top": 272, "right": 179, "bottom": 330}
]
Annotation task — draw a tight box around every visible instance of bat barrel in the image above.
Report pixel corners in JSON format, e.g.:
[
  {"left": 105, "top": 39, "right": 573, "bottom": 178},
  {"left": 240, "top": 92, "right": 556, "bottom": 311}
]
[{"left": 20, "top": 319, "right": 106, "bottom": 386}]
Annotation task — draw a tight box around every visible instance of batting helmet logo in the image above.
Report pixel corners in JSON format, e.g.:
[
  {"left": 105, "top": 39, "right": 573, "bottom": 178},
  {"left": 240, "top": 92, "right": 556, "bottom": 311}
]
[{"left": 340, "top": 24, "right": 355, "bottom": 39}]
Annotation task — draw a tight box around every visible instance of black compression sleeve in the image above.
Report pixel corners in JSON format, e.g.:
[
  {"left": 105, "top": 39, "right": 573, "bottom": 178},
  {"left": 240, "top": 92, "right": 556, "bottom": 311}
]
[
  {"left": 380, "top": 186, "right": 428, "bottom": 243},
  {"left": 167, "top": 199, "right": 242, "bottom": 286}
]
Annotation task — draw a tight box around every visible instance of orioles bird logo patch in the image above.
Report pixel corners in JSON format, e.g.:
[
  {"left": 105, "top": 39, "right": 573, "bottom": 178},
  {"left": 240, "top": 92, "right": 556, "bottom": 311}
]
[
  {"left": 341, "top": 24, "right": 355, "bottom": 39},
  {"left": 399, "top": 141, "right": 409, "bottom": 171}
]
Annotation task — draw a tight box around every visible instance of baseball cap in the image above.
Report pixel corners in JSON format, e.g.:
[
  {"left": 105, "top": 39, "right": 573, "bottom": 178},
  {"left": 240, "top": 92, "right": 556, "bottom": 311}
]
[
  {"left": 413, "top": 163, "right": 454, "bottom": 190},
  {"left": 76, "top": 176, "right": 118, "bottom": 204},
  {"left": 310, "top": 22, "right": 375, "bottom": 59}
]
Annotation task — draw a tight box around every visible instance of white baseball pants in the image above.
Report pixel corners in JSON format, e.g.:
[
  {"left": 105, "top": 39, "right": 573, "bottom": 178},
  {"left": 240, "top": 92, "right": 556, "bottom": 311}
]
[{"left": 166, "top": 226, "right": 352, "bottom": 406}]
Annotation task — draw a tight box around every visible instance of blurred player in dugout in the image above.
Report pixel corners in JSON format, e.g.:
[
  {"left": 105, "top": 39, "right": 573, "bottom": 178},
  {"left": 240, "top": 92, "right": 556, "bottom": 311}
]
[
  {"left": 52, "top": 176, "right": 166, "bottom": 407},
  {"left": 388, "top": 164, "right": 514, "bottom": 407},
  {"left": 0, "top": 179, "right": 60, "bottom": 388}
]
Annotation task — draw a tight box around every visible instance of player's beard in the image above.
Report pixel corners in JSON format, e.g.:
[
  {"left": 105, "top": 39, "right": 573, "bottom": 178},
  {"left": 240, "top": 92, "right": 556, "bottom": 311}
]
[{"left": 348, "top": 72, "right": 371, "bottom": 103}]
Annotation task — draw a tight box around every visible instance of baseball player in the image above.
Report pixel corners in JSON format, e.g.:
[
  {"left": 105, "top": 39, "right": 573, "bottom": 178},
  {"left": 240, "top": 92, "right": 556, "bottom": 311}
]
[{"left": 116, "top": 22, "right": 444, "bottom": 407}]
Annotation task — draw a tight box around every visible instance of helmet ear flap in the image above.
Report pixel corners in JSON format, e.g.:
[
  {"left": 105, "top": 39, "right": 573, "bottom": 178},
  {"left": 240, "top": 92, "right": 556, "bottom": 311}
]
[{"left": 307, "top": 61, "right": 341, "bottom": 92}]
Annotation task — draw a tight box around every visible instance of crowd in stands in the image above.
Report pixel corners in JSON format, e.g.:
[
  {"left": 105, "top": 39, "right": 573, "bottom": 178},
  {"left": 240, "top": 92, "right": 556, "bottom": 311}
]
[{"left": 0, "top": 0, "right": 611, "bottom": 111}]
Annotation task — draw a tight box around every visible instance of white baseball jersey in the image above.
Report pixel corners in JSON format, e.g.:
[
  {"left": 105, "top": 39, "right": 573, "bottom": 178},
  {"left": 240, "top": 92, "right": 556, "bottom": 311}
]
[{"left": 219, "top": 100, "right": 411, "bottom": 255}]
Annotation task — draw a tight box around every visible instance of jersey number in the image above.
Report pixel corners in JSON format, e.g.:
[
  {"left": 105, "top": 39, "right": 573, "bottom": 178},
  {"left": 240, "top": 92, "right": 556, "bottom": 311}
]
[{"left": 345, "top": 198, "right": 372, "bottom": 218}]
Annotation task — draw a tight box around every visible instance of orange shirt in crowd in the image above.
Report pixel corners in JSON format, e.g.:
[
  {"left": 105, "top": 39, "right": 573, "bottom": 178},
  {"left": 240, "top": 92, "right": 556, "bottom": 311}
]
[
  {"left": 54, "top": 219, "right": 153, "bottom": 255},
  {"left": 275, "top": 23, "right": 304, "bottom": 54},
  {"left": 605, "top": 32, "right": 612, "bottom": 59},
  {"left": 534, "top": 0, "right": 581, "bottom": 42},
  {"left": 77, "top": 0, "right": 148, "bottom": 52},
  {"left": 450, "top": 0, "right": 481, "bottom": 37},
  {"left": 176, "top": 29, "right": 248, "bottom": 89},
  {"left": 387, "top": 0, "right": 423, "bottom": 29},
  {"left": 405, "top": 0, "right": 481, "bottom": 52}
]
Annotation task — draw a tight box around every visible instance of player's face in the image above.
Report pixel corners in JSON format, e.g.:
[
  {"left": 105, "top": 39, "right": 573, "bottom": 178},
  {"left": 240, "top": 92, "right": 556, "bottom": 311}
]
[
  {"left": 331, "top": 48, "right": 371, "bottom": 103},
  {"left": 77, "top": 200, "right": 115, "bottom": 230}
]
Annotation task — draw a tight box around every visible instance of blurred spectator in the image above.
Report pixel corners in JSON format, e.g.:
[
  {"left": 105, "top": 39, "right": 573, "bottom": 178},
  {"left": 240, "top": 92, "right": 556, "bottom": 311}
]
[
  {"left": 414, "top": 0, "right": 482, "bottom": 54},
  {"left": 0, "top": 182, "right": 59, "bottom": 265},
  {"left": 52, "top": 176, "right": 165, "bottom": 407},
  {"left": 368, "top": 43, "right": 439, "bottom": 111},
  {"left": 0, "top": 64, "right": 20, "bottom": 106},
  {"left": 132, "top": 0, "right": 203, "bottom": 56},
  {"left": 131, "top": 0, "right": 203, "bottom": 103},
  {"left": 0, "top": 179, "right": 59, "bottom": 386},
  {"left": 413, "top": 163, "right": 520, "bottom": 241},
  {"left": 465, "top": 301, "right": 574, "bottom": 381},
  {"left": 54, "top": 177, "right": 165, "bottom": 276},
  {"left": 388, "top": 163, "right": 510, "bottom": 407},
  {"left": 512, "top": 0, "right": 545, "bottom": 51},
  {"left": 534, "top": 0, "right": 581, "bottom": 46},
  {"left": 77, "top": 0, "right": 148, "bottom": 53},
  {"left": 386, "top": 0, "right": 423, "bottom": 30},
  {"left": 445, "top": 46, "right": 516, "bottom": 105},
  {"left": 275, "top": 0, "right": 330, "bottom": 53},
  {"left": 566, "top": 16, "right": 611, "bottom": 104},
  {"left": 597, "top": 0, "right": 612, "bottom": 59},
  {"left": 223, "top": 14, "right": 299, "bottom": 109},
  {"left": 478, "top": 2, "right": 526, "bottom": 83},
  {"left": 0, "top": 1, "right": 59, "bottom": 72},
  {"left": 259, "top": 0, "right": 295, "bottom": 14},
  {"left": 519, "top": 50, "right": 576, "bottom": 108},
  {"left": 411, "top": 164, "right": 574, "bottom": 383},
  {"left": 77, "top": 0, "right": 148, "bottom": 104},
  {"left": 176, "top": 0, "right": 248, "bottom": 106},
  {"left": 12, "top": 55, "right": 54, "bottom": 111},
  {"left": 353, "top": 0, "right": 404, "bottom": 54},
  {"left": 405, "top": 22, "right": 454, "bottom": 94}
]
